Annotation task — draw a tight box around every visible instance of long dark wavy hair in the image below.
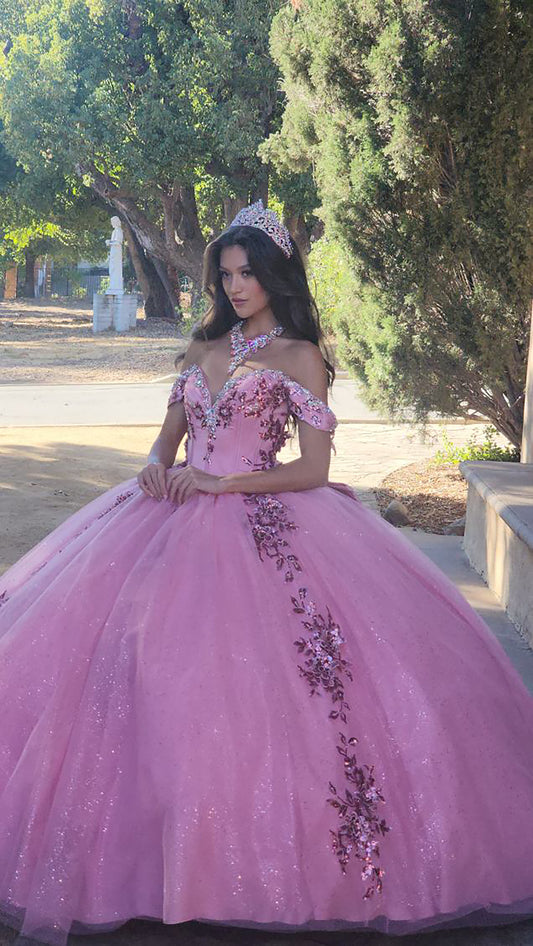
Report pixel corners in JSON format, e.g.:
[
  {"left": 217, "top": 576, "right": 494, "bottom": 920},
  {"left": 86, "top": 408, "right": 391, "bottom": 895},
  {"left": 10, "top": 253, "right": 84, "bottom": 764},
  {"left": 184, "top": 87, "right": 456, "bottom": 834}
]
[{"left": 175, "top": 223, "right": 335, "bottom": 389}]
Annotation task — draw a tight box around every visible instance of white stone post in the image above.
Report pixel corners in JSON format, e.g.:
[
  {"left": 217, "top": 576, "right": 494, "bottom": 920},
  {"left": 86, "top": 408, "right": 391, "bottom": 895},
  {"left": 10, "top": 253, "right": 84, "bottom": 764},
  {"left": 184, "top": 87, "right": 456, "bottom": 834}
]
[{"left": 93, "top": 216, "right": 138, "bottom": 333}]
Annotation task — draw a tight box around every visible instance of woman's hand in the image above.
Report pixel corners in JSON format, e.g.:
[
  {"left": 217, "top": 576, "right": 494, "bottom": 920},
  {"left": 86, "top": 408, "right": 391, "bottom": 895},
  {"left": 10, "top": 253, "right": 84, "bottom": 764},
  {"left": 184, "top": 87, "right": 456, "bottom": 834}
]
[
  {"left": 166, "top": 465, "right": 225, "bottom": 505},
  {"left": 137, "top": 461, "right": 168, "bottom": 500}
]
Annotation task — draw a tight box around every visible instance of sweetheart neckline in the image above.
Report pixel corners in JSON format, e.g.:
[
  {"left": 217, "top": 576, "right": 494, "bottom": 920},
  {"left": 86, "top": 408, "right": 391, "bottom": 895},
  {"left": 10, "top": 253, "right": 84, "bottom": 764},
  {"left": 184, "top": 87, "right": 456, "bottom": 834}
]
[{"left": 187, "top": 362, "right": 334, "bottom": 413}]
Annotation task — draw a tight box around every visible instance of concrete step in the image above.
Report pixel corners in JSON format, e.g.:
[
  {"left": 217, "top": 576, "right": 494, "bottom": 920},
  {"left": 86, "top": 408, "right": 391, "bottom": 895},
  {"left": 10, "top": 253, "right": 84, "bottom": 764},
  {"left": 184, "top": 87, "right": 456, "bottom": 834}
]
[{"left": 400, "top": 527, "right": 533, "bottom": 694}]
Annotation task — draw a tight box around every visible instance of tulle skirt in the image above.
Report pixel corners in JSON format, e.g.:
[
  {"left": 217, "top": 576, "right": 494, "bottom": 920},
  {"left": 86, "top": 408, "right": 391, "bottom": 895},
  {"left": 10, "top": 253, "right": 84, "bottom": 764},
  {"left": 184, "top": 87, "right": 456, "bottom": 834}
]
[{"left": 1, "top": 474, "right": 533, "bottom": 944}]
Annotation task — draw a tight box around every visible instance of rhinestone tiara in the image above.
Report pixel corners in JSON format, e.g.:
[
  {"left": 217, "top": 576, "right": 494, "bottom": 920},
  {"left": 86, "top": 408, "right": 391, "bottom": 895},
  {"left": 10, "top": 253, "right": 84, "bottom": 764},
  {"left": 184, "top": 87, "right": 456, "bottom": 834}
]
[{"left": 229, "top": 199, "right": 293, "bottom": 258}]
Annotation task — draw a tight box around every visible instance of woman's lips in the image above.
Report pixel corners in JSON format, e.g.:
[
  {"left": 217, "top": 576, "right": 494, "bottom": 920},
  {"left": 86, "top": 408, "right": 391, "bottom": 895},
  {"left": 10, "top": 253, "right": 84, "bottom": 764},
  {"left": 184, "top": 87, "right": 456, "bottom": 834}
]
[{"left": 233, "top": 299, "right": 246, "bottom": 307}]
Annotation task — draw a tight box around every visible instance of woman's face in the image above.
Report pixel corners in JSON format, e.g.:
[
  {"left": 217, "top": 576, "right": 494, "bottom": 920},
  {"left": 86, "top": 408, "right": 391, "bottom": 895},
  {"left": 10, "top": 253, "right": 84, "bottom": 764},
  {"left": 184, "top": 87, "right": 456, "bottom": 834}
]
[{"left": 219, "top": 244, "right": 270, "bottom": 320}]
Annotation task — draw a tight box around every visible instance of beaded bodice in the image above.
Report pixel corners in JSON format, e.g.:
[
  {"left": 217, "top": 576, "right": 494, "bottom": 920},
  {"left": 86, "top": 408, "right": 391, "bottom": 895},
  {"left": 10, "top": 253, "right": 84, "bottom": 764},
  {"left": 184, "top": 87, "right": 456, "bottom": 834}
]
[{"left": 167, "top": 363, "right": 337, "bottom": 475}]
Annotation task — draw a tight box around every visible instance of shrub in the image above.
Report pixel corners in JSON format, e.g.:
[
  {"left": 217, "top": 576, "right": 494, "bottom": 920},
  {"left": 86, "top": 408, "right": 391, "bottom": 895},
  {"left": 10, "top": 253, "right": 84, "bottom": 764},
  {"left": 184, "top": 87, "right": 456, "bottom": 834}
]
[{"left": 432, "top": 426, "right": 520, "bottom": 465}]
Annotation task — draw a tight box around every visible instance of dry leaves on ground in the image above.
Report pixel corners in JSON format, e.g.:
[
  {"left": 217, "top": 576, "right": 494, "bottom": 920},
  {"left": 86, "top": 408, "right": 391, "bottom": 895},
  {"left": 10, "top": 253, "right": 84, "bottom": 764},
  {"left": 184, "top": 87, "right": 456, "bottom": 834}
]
[{"left": 375, "top": 459, "right": 467, "bottom": 534}]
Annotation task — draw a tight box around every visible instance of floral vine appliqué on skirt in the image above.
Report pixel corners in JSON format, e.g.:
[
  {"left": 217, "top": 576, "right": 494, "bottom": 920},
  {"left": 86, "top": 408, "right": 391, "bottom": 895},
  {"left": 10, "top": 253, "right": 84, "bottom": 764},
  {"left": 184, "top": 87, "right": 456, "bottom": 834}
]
[{"left": 243, "top": 492, "right": 391, "bottom": 899}]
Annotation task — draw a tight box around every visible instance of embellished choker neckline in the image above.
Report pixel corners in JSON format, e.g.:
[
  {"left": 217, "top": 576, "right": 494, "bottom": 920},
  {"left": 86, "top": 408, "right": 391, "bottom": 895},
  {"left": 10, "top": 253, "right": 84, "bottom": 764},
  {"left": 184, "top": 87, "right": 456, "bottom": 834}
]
[{"left": 228, "top": 321, "right": 285, "bottom": 374}]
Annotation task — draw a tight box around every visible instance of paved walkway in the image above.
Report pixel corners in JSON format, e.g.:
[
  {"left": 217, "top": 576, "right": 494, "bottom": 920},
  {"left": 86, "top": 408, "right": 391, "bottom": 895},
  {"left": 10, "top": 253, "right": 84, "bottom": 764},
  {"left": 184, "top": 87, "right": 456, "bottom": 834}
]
[{"left": 0, "top": 375, "right": 477, "bottom": 426}]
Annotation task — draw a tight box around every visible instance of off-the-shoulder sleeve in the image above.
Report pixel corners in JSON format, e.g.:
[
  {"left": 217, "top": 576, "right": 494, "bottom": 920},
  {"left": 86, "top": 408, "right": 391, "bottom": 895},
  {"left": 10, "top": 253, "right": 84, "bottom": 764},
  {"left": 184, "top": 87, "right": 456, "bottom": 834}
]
[
  {"left": 167, "top": 365, "right": 195, "bottom": 408},
  {"left": 286, "top": 378, "right": 338, "bottom": 454}
]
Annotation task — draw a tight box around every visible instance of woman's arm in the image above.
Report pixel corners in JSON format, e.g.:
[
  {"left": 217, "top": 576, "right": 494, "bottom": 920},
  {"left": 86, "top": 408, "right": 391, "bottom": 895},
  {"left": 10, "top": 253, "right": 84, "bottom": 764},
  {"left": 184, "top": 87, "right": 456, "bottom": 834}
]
[
  {"left": 139, "top": 341, "right": 201, "bottom": 499},
  {"left": 221, "top": 445, "right": 330, "bottom": 494},
  {"left": 146, "top": 407, "right": 187, "bottom": 469},
  {"left": 221, "top": 343, "right": 332, "bottom": 494}
]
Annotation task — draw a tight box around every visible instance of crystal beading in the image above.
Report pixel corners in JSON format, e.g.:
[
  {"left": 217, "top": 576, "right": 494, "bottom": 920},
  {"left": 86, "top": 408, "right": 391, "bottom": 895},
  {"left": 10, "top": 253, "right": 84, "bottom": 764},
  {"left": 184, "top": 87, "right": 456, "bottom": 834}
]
[{"left": 228, "top": 321, "right": 285, "bottom": 375}]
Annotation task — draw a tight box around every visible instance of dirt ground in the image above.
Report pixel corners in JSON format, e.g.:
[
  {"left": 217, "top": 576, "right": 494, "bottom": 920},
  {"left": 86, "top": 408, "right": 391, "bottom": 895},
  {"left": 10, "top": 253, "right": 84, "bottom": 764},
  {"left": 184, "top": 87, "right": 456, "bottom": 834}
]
[
  {"left": 0, "top": 425, "right": 173, "bottom": 575},
  {"left": 0, "top": 297, "right": 189, "bottom": 383},
  {"left": 376, "top": 459, "right": 468, "bottom": 534}
]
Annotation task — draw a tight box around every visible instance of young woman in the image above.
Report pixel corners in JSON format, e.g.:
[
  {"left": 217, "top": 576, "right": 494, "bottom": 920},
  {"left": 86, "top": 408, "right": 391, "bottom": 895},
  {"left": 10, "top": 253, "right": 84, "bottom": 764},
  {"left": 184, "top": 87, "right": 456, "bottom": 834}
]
[{"left": 1, "top": 201, "right": 532, "bottom": 946}]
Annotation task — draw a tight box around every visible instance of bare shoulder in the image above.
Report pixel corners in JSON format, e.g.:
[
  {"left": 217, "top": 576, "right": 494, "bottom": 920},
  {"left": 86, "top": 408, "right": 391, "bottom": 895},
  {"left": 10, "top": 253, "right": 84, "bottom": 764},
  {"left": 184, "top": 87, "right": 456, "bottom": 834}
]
[
  {"left": 178, "top": 337, "right": 208, "bottom": 371},
  {"left": 284, "top": 339, "right": 328, "bottom": 396}
]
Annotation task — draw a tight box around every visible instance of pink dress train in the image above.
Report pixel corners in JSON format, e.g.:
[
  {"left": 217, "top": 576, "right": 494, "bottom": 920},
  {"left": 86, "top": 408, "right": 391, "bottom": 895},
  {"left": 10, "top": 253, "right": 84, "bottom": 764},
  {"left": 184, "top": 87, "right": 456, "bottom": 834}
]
[{"left": 0, "top": 363, "right": 532, "bottom": 945}]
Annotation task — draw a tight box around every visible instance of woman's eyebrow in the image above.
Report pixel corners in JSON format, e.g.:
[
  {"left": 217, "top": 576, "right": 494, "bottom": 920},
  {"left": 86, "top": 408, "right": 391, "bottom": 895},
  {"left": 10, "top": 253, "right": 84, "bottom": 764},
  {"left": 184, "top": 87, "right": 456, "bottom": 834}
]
[{"left": 218, "top": 264, "right": 250, "bottom": 271}]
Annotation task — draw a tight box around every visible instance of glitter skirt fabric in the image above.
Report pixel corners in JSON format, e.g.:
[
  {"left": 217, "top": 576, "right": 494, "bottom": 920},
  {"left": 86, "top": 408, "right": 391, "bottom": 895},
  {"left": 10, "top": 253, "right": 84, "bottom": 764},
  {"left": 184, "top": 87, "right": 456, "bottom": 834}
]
[{"left": 1, "top": 475, "right": 533, "bottom": 945}]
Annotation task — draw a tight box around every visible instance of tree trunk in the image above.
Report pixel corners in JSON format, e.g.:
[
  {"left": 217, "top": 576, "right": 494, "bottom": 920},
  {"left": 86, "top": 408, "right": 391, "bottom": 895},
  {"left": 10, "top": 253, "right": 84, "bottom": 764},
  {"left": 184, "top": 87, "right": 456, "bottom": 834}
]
[
  {"left": 223, "top": 196, "right": 249, "bottom": 226},
  {"left": 122, "top": 219, "right": 175, "bottom": 319},
  {"left": 284, "top": 210, "right": 310, "bottom": 260},
  {"left": 309, "top": 218, "right": 325, "bottom": 243},
  {"left": 76, "top": 163, "right": 206, "bottom": 294},
  {"left": 152, "top": 256, "right": 180, "bottom": 320},
  {"left": 251, "top": 178, "right": 269, "bottom": 207},
  {"left": 22, "top": 249, "right": 36, "bottom": 298}
]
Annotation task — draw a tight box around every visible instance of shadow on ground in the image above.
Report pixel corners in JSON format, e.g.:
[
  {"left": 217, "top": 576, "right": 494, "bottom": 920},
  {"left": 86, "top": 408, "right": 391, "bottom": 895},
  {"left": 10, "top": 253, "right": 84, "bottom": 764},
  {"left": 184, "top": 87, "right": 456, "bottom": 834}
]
[{"left": 0, "top": 428, "right": 164, "bottom": 573}]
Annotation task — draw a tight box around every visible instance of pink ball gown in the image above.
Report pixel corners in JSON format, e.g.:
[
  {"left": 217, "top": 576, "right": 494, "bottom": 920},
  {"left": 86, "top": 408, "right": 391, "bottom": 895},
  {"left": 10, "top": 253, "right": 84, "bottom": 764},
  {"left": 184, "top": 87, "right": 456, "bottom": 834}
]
[{"left": 0, "top": 363, "right": 533, "bottom": 946}]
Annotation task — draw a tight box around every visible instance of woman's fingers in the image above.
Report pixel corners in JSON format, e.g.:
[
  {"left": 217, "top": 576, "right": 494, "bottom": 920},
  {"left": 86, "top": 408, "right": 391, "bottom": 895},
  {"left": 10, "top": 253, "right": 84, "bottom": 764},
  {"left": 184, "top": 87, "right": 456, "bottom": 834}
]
[
  {"left": 178, "top": 478, "right": 196, "bottom": 506},
  {"left": 168, "top": 471, "right": 194, "bottom": 506},
  {"left": 158, "top": 466, "right": 168, "bottom": 499},
  {"left": 137, "top": 473, "right": 153, "bottom": 497},
  {"left": 138, "top": 464, "right": 198, "bottom": 505},
  {"left": 167, "top": 473, "right": 181, "bottom": 504},
  {"left": 137, "top": 462, "right": 167, "bottom": 500},
  {"left": 175, "top": 476, "right": 191, "bottom": 506},
  {"left": 146, "top": 468, "right": 163, "bottom": 500}
]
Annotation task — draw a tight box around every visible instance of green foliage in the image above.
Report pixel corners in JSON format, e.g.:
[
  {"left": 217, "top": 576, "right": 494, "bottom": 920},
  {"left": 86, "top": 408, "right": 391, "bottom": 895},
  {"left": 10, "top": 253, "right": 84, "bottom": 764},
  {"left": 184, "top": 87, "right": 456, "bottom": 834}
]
[
  {"left": 0, "top": 117, "right": 113, "bottom": 276},
  {"left": 0, "top": 0, "right": 285, "bottom": 200},
  {"left": 307, "top": 235, "right": 348, "bottom": 334},
  {"left": 432, "top": 426, "right": 520, "bottom": 465},
  {"left": 0, "top": 184, "right": 111, "bottom": 272},
  {"left": 307, "top": 232, "right": 417, "bottom": 417},
  {"left": 0, "top": 0, "right": 311, "bottom": 297},
  {"left": 266, "top": 0, "right": 533, "bottom": 446}
]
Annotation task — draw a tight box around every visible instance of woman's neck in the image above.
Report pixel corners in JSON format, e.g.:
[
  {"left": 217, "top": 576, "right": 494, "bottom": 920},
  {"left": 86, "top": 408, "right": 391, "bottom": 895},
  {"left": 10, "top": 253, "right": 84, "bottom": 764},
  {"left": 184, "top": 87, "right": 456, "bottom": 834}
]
[{"left": 240, "top": 312, "right": 279, "bottom": 338}]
